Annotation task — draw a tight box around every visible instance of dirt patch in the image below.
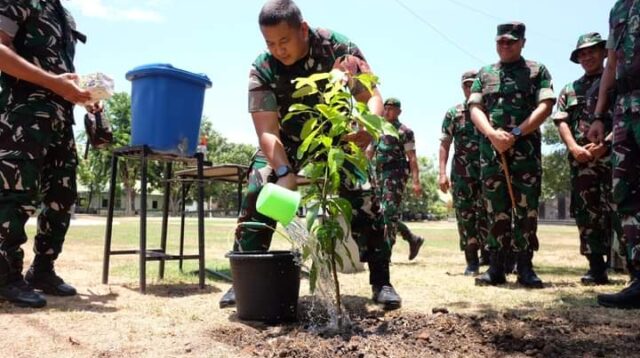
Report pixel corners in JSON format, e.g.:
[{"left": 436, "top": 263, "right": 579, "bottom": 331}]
[{"left": 209, "top": 297, "right": 638, "bottom": 358}]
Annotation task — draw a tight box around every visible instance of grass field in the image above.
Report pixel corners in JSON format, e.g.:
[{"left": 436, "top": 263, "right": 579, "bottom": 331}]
[{"left": 0, "top": 216, "right": 637, "bottom": 357}]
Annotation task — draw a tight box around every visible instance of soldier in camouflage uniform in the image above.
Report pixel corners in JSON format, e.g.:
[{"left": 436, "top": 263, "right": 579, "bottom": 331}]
[
  {"left": 552, "top": 33, "right": 615, "bottom": 286},
  {"left": 0, "top": 0, "right": 92, "bottom": 308},
  {"left": 373, "top": 97, "right": 424, "bottom": 261},
  {"left": 590, "top": 0, "right": 640, "bottom": 309},
  {"left": 439, "top": 70, "right": 490, "bottom": 276},
  {"left": 219, "top": 0, "right": 402, "bottom": 310},
  {"left": 468, "top": 22, "right": 555, "bottom": 288},
  {"left": 584, "top": 78, "right": 626, "bottom": 273}
]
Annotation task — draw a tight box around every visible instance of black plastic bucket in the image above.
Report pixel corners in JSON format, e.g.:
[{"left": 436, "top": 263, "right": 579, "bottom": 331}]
[{"left": 227, "top": 250, "right": 301, "bottom": 322}]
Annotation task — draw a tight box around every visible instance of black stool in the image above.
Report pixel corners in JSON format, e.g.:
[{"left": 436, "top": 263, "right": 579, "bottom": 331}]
[{"left": 102, "top": 145, "right": 206, "bottom": 293}]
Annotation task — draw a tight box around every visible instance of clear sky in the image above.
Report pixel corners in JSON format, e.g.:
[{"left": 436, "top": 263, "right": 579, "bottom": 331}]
[{"left": 67, "top": 0, "right": 612, "bottom": 160}]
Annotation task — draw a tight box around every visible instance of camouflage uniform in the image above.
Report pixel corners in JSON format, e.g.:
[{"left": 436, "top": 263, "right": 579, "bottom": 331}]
[
  {"left": 596, "top": 0, "right": 640, "bottom": 309},
  {"left": 607, "top": 0, "right": 640, "bottom": 272},
  {"left": 584, "top": 78, "right": 626, "bottom": 268},
  {"left": 553, "top": 74, "right": 614, "bottom": 256},
  {"left": 468, "top": 59, "right": 555, "bottom": 252},
  {"left": 440, "top": 103, "right": 488, "bottom": 252},
  {"left": 240, "top": 28, "right": 388, "bottom": 263},
  {"left": 0, "top": 0, "right": 83, "bottom": 284},
  {"left": 374, "top": 117, "right": 414, "bottom": 246}
]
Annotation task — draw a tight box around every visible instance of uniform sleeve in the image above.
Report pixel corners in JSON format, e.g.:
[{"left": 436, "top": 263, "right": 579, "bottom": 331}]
[
  {"left": 467, "top": 75, "right": 484, "bottom": 107},
  {"left": 403, "top": 128, "right": 416, "bottom": 152},
  {"left": 606, "top": 31, "right": 615, "bottom": 49},
  {"left": 536, "top": 64, "right": 556, "bottom": 104},
  {"left": 248, "top": 59, "right": 278, "bottom": 113},
  {"left": 0, "top": 0, "right": 31, "bottom": 38},
  {"left": 551, "top": 85, "right": 569, "bottom": 125},
  {"left": 440, "top": 108, "right": 455, "bottom": 143}
]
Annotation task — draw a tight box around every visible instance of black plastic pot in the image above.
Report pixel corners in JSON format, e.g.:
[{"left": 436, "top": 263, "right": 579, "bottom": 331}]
[{"left": 227, "top": 250, "right": 301, "bottom": 323}]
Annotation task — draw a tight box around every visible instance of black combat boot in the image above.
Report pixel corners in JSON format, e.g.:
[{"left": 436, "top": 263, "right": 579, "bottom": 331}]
[
  {"left": 369, "top": 260, "right": 401, "bottom": 310},
  {"left": 219, "top": 287, "right": 236, "bottom": 308},
  {"left": 25, "top": 255, "right": 76, "bottom": 296},
  {"left": 464, "top": 245, "right": 480, "bottom": 276},
  {"left": 475, "top": 250, "right": 507, "bottom": 286},
  {"left": 516, "top": 250, "right": 544, "bottom": 288},
  {"left": 581, "top": 254, "right": 609, "bottom": 285},
  {"left": 398, "top": 223, "right": 424, "bottom": 261},
  {"left": 0, "top": 277, "right": 47, "bottom": 308},
  {"left": 597, "top": 278, "right": 640, "bottom": 309},
  {"left": 0, "top": 257, "right": 46, "bottom": 308},
  {"left": 408, "top": 235, "right": 424, "bottom": 261}
]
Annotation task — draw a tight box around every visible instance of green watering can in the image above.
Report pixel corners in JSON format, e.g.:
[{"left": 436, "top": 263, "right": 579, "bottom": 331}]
[{"left": 256, "top": 183, "right": 301, "bottom": 226}]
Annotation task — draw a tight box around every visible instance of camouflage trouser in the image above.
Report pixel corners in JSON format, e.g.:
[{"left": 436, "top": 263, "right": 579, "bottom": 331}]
[
  {"left": 396, "top": 221, "right": 414, "bottom": 242},
  {"left": 569, "top": 154, "right": 616, "bottom": 256},
  {"left": 0, "top": 108, "right": 77, "bottom": 284},
  {"left": 376, "top": 166, "right": 409, "bottom": 245},
  {"left": 451, "top": 174, "right": 488, "bottom": 251},
  {"left": 611, "top": 110, "right": 640, "bottom": 272},
  {"left": 234, "top": 153, "right": 389, "bottom": 263},
  {"left": 480, "top": 136, "right": 541, "bottom": 252}
]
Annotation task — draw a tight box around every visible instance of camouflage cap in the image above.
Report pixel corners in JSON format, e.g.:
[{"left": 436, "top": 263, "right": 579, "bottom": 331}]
[
  {"left": 570, "top": 32, "right": 607, "bottom": 63},
  {"left": 384, "top": 97, "right": 401, "bottom": 108},
  {"left": 461, "top": 70, "right": 478, "bottom": 84},
  {"left": 496, "top": 22, "right": 526, "bottom": 41}
]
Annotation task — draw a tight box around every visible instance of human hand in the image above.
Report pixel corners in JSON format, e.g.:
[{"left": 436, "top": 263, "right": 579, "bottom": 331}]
[
  {"left": 438, "top": 174, "right": 450, "bottom": 193},
  {"left": 570, "top": 144, "right": 594, "bottom": 163},
  {"left": 489, "top": 129, "right": 515, "bottom": 154},
  {"left": 412, "top": 181, "right": 422, "bottom": 196},
  {"left": 587, "top": 120, "right": 605, "bottom": 144},
  {"left": 85, "top": 101, "right": 103, "bottom": 114},
  {"left": 343, "top": 130, "right": 372, "bottom": 150},
  {"left": 585, "top": 142, "right": 608, "bottom": 160},
  {"left": 49, "top": 73, "right": 92, "bottom": 104}
]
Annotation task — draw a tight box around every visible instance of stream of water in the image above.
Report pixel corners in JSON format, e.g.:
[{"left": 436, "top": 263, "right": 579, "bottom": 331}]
[{"left": 283, "top": 220, "right": 352, "bottom": 334}]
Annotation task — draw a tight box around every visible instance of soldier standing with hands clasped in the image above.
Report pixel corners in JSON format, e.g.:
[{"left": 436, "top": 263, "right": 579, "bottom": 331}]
[
  {"left": 468, "top": 22, "right": 555, "bottom": 288},
  {"left": 552, "top": 32, "right": 616, "bottom": 286}
]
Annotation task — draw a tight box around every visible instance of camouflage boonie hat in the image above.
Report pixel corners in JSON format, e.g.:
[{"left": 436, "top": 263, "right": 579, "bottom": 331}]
[
  {"left": 496, "top": 22, "right": 526, "bottom": 41},
  {"left": 384, "top": 97, "right": 401, "bottom": 108},
  {"left": 570, "top": 32, "right": 607, "bottom": 63},
  {"left": 461, "top": 70, "right": 478, "bottom": 84}
]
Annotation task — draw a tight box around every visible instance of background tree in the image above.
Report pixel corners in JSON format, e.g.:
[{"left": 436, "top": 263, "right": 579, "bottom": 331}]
[
  {"left": 104, "top": 92, "right": 139, "bottom": 215},
  {"left": 541, "top": 121, "right": 571, "bottom": 218},
  {"left": 402, "top": 156, "right": 447, "bottom": 220},
  {"left": 76, "top": 139, "right": 110, "bottom": 213},
  {"left": 193, "top": 120, "right": 255, "bottom": 214}
]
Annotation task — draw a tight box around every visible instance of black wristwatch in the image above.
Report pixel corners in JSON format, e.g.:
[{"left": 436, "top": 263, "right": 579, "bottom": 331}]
[
  {"left": 510, "top": 127, "right": 522, "bottom": 139},
  {"left": 593, "top": 113, "right": 605, "bottom": 121},
  {"left": 275, "top": 165, "right": 293, "bottom": 178}
]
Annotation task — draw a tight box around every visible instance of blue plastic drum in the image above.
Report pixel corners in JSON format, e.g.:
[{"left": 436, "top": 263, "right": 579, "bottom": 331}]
[{"left": 126, "top": 64, "right": 212, "bottom": 155}]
